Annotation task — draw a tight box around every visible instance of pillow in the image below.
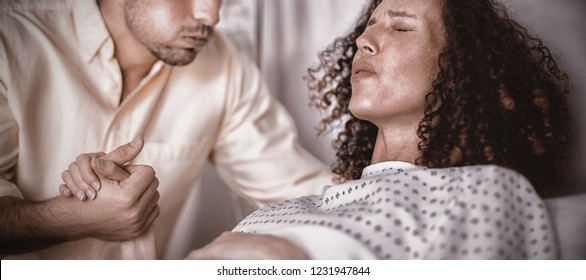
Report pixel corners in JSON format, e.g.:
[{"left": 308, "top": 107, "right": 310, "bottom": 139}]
[{"left": 545, "top": 194, "right": 586, "bottom": 259}]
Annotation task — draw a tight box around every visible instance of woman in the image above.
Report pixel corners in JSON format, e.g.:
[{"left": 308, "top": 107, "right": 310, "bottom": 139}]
[{"left": 186, "top": 0, "right": 571, "bottom": 259}]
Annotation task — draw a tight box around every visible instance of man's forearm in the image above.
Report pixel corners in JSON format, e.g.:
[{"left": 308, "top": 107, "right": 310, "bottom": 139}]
[{"left": 0, "top": 196, "right": 84, "bottom": 256}]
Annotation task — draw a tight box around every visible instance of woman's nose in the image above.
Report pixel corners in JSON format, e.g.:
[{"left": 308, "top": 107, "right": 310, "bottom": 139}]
[{"left": 355, "top": 33, "right": 377, "bottom": 55}]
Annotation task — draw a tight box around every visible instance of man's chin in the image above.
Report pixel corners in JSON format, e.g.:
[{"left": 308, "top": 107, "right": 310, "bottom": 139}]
[
  {"left": 153, "top": 48, "right": 198, "bottom": 66},
  {"left": 165, "top": 56, "right": 198, "bottom": 66}
]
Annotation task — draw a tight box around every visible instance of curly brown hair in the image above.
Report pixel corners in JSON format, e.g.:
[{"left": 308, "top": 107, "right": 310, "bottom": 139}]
[{"left": 306, "top": 0, "right": 571, "bottom": 198}]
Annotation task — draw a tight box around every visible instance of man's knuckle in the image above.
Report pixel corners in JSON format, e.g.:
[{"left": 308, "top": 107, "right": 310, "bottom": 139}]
[
  {"left": 122, "top": 209, "right": 138, "bottom": 224},
  {"left": 121, "top": 196, "right": 135, "bottom": 207},
  {"left": 145, "top": 166, "right": 156, "bottom": 178},
  {"left": 129, "top": 211, "right": 139, "bottom": 223},
  {"left": 135, "top": 164, "right": 152, "bottom": 172}
]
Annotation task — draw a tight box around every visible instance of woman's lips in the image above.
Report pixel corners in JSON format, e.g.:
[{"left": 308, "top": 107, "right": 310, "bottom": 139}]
[{"left": 351, "top": 61, "right": 377, "bottom": 82}]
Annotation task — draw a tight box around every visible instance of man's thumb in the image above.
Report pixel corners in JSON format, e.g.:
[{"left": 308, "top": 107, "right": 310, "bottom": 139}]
[{"left": 100, "top": 136, "right": 144, "bottom": 166}]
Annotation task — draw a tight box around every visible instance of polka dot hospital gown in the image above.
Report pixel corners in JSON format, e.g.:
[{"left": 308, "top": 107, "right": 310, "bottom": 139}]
[{"left": 233, "top": 161, "right": 558, "bottom": 259}]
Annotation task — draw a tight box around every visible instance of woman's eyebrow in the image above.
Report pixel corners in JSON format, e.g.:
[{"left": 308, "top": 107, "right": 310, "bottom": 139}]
[
  {"left": 367, "top": 9, "right": 417, "bottom": 26},
  {"left": 387, "top": 9, "right": 417, "bottom": 19}
]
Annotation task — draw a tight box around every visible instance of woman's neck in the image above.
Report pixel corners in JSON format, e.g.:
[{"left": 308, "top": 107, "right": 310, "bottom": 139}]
[{"left": 370, "top": 124, "right": 420, "bottom": 165}]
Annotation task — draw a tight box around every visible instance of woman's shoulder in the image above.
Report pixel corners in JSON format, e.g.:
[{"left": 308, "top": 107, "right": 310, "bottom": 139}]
[
  {"left": 438, "top": 164, "right": 539, "bottom": 197},
  {"left": 455, "top": 165, "right": 535, "bottom": 191}
]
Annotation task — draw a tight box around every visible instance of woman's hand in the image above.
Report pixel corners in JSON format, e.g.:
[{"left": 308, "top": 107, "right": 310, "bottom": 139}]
[
  {"left": 185, "top": 232, "right": 309, "bottom": 260},
  {"left": 58, "top": 137, "right": 143, "bottom": 201}
]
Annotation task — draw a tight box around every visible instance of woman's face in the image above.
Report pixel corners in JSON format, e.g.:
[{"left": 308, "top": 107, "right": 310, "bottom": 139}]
[{"left": 350, "top": 0, "right": 445, "bottom": 128}]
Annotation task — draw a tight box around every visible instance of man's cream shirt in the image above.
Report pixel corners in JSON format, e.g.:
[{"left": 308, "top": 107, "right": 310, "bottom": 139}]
[{"left": 0, "top": 0, "right": 332, "bottom": 259}]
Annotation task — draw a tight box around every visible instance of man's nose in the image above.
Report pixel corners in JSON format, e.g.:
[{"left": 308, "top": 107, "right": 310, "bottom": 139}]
[{"left": 192, "top": 0, "right": 221, "bottom": 26}]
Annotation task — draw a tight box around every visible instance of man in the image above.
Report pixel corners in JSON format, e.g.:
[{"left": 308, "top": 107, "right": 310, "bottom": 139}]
[{"left": 0, "top": 0, "right": 332, "bottom": 259}]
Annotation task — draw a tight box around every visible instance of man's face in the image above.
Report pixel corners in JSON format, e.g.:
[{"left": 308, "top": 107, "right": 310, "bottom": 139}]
[{"left": 125, "top": 0, "right": 222, "bottom": 66}]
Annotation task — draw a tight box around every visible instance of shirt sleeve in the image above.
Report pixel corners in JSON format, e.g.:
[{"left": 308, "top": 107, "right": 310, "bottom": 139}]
[
  {"left": 256, "top": 226, "right": 378, "bottom": 260},
  {"left": 0, "top": 78, "right": 22, "bottom": 199},
  {"left": 210, "top": 50, "right": 333, "bottom": 207}
]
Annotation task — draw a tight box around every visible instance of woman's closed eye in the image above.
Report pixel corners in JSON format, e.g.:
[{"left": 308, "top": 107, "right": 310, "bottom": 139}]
[{"left": 393, "top": 25, "right": 415, "bottom": 32}]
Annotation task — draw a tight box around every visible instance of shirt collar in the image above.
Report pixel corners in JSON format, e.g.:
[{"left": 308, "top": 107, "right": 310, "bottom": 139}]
[
  {"left": 72, "top": 1, "right": 110, "bottom": 62},
  {"left": 361, "top": 161, "right": 422, "bottom": 179}
]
